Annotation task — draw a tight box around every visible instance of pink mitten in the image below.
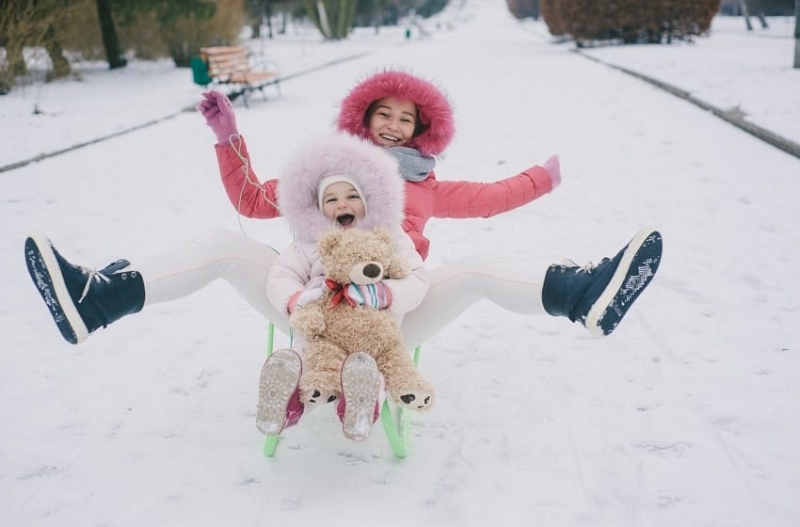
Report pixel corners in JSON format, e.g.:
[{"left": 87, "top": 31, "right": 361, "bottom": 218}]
[
  {"left": 197, "top": 91, "right": 239, "bottom": 145},
  {"left": 344, "top": 282, "right": 392, "bottom": 309},
  {"left": 543, "top": 154, "right": 561, "bottom": 189}
]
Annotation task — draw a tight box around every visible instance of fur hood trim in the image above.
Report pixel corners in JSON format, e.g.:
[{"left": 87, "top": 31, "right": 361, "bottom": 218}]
[
  {"left": 336, "top": 69, "right": 455, "bottom": 157},
  {"left": 277, "top": 133, "right": 405, "bottom": 243}
]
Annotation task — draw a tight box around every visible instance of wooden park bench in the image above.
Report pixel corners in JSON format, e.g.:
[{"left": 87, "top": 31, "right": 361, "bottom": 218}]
[{"left": 191, "top": 45, "right": 280, "bottom": 107}]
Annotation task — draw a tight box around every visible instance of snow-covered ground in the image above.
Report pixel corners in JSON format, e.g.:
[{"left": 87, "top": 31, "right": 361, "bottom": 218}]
[
  {"left": 2, "top": 1, "right": 799, "bottom": 526},
  {"left": 3, "top": 8, "right": 798, "bottom": 171}
]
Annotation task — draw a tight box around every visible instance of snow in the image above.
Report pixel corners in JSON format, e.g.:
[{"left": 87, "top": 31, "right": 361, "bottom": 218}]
[{"left": 2, "top": 1, "right": 800, "bottom": 526}]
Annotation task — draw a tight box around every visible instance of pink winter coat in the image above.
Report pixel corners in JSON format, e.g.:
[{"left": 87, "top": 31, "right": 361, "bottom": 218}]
[
  {"left": 216, "top": 70, "right": 555, "bottom": 260},
  {"left": 215, "top": 137, "right": 554, "bottom": 260}
]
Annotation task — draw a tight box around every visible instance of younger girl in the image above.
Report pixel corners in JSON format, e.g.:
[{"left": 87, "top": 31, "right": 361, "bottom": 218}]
[{"left": 256, "top": 133, "right": 427, "bottom": 441}]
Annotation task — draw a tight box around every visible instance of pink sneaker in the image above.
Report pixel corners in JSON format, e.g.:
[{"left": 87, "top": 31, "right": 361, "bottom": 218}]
[
  {"left": 256, "top": 349, "right": 304, "bottom": 435},
  {"left": 337, "top": 352, "right": 382, "bottom": 442}
]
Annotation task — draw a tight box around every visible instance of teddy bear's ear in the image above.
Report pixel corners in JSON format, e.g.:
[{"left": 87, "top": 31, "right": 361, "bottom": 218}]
[
  {"left": 387, "top": 254, "right": 410, "bottom": 279},
  {"left": 318, "top": 228, "right": 342, "bottom": 254}
]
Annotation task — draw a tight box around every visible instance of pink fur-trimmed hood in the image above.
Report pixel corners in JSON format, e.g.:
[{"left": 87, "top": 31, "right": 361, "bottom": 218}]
[
  {"left": 336, "top": 70, "right": 455, "bottom": 157},
  {"left": 277, "top": 133, "right": 405, "bottom": 243}
]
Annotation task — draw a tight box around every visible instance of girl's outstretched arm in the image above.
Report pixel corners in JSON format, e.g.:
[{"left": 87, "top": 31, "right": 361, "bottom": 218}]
[{"left": 431, "top": 159, "right": 559, "bottom": 219}]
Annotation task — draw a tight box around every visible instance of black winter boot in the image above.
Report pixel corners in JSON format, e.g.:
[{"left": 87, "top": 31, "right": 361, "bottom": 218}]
[
  {"left": 24, "top": 234, "right": 145, "bottom": 344},
  {"left": 542, "top": 228, "right": 662, "bottom": 336}
]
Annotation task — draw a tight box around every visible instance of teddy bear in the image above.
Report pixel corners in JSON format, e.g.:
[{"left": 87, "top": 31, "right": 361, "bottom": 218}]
[{"left": 289, "top": 226, "right": 435, "bottom": 412}]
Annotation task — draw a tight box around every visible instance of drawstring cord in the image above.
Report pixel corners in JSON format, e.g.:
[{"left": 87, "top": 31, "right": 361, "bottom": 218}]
[
  {"left": 228, "top": 134, "right": 293, "bottom": 347},
  {"left": 229, "top": 134, "right": 282, "bottom": 237}
]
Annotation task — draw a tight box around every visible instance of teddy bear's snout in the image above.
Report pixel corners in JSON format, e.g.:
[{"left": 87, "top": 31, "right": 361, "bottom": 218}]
[{"left": 363, "top": 263, "right": 382, "bottom": 279}]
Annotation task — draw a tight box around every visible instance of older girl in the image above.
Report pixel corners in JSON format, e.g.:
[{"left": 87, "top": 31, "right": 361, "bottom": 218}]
[
  {"left": 25, "top": 71, "right": 661, "bottom": 351},
  {"left": 201, "top": 70, "right": 662, "bottom": 341}
]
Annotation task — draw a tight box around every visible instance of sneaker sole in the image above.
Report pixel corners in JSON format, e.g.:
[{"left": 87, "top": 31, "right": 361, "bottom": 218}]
[
  {"left": 24, "top": 234, "right": 88, "bottom": 345},
  {"left": 341, "top": 353, "right": 381, "bottom": 442},
  {"left": 585, "top": 229, "right": 663, "bottom": 336},
  {"left": 256, "top": 349, "right": 302, "bottom": 436}
]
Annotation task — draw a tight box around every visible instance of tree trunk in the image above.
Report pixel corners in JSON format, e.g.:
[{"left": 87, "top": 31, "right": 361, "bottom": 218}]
[
  {"left": 794, "top": 0, "right": 800, "bottom": 68},
  {"left": 43, "top": 24, "right": 71, "bottom": 80},
  {"left": 279, "top": 11, "right": 286, "bottom": 34},
  {"left": 0, "top": 46, "right": 26, "bottom": 94},
  {"left": 265, "top": 0, "right": 273, "bottom": 39},
  {"left": 750, "top": 0, "right": 768, "bottom": 28},
  {"left": 740, "top": 0, "right": 753, "bottom": 30},
  {"left": 95, "top": 0, "right": 127, "bottom": 69}
]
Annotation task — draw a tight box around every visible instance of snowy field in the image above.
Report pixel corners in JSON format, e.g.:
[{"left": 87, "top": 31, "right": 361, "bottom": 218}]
[{"left": 1, "top": 1, "right": 800, "bottom": 526}]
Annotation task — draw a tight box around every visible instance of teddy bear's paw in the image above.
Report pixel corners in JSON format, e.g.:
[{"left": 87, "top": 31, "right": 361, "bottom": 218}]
[
  {"left": 289, "top": 311, "right": 326, "bottom": 337},
  {"left": 306, "top": 387, "right": 339, "bottom": 405},
  {"left": 397, "top": 389, "right": 434, "bottom": 411}
]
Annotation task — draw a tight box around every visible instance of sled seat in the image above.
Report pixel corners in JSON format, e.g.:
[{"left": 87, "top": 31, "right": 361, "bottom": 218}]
[{"left": 260, "top": 322, "right": 422, "bottom": 459}]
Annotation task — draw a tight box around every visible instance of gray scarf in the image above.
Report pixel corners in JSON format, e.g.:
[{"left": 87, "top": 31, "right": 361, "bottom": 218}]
[{"left": 386, "top": 146, "right": 436, "bottom": 182}]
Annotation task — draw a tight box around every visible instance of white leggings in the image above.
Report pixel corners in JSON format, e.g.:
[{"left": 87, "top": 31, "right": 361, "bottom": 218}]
[{"left": 136, "top": 229, "right": 548, "bottom": 349}]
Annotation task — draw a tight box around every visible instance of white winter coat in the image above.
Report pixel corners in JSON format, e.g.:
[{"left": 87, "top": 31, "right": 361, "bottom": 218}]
[
  {"left": 267, "top": 233, "right": 427, "bottom": 325},
  {"left": 265, "top": 133, "right": 429, "bottom": 329}
]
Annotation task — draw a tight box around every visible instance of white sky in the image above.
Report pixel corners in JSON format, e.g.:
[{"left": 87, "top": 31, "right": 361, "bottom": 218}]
[{"left": 2, "top": 1, "right": 800, "bottom": 526}]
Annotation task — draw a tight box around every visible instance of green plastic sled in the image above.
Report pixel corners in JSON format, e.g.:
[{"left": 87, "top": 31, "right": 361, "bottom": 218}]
[{"left": 260, "top": 322, "right": 421, "bottom": 458}]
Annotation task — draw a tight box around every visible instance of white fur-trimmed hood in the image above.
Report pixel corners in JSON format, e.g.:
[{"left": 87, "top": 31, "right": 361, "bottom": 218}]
[{"left": 277, "top": 133, "right": 405, "bottom": 243}]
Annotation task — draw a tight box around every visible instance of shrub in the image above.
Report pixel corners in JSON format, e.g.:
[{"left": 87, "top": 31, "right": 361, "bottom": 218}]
[
  {"left": 156, "top": 0, "right": 244, "bottom": 67},
  {"left": 0, "top": 0, "right": 81, "bottom": 91},
  {"left": 302, "top": 0, "right": 358, "bottom": 39},
  {"left": 559, "top": 0, "right": 720, "bottom": 46},
  {"left": 539, "top": 0, "right": 567, "bottom": 36},
  {"left": 506, "top": 0, "right": 539, "bottom": 20},
  {"left": 417, "top": 0, "right": 450, "bottom": 18}
]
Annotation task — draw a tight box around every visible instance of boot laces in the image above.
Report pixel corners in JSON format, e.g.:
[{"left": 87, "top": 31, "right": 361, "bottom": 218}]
[
  {"left": 78, "top": 264, "right": 129, "bottom": 303},
  {"left": 563, "top": 259, "right": 597, "bottom": 274},
  {"left": 563, "top": 257, "right": 613, "bottom": 275}
]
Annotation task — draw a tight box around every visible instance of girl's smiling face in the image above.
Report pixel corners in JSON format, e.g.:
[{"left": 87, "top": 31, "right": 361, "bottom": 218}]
[
  {"left": 321, "top": 182, "right": 365, "bottom": 228},
  {"left": 367, "top": 97, "right": 418, "bottom": 148}
]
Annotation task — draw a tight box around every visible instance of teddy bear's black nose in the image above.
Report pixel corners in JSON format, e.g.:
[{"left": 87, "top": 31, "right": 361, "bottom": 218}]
[{"left": 363, "top": 263, "right": 381, "bottom": 279}]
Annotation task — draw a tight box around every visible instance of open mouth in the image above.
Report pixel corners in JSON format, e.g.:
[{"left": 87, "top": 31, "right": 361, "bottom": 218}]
[
  {"left": 379, "top": 134, "right": 401, "bottom": 143},
  {"left": 336, "top": 213, "right": 355, "bottom": 227}
]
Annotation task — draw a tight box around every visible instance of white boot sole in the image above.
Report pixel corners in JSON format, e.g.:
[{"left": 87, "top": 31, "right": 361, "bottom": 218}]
[
  {"left": 24, "top": 234, "right": 89, "bottom": 344},
  {"left": 341, "top": 352, "right": 381, "bottom": 442},
  {"left": 256, "top": 349, "right": 302, "bottom": 436},
  {"left": 585, "top": 228, "right": 662, "bottom": 336}
]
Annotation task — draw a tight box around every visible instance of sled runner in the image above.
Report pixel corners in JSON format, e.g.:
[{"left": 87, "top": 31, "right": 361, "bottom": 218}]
[{"left": 260, "top": 322, "right": 422, "bottom": 459}]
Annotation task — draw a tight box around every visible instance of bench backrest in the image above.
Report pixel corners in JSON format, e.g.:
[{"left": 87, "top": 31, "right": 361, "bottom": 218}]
[{"left": 200, "top": 46, "right": 251, "bottom": 79}]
